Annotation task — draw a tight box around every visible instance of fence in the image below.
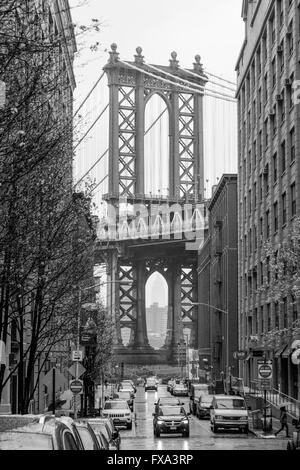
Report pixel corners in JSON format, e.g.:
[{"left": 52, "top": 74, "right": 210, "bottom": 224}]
[{"left": 249, "top": 380, "right": 300, "bottom": 419}]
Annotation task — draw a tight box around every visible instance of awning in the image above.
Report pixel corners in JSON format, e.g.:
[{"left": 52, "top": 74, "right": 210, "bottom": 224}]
[
  {"left": 282, "top": 344, "right": 293, "bottom": 358},
  {"left": 275, "top": 344, "right": 287, "bottom": 357}
]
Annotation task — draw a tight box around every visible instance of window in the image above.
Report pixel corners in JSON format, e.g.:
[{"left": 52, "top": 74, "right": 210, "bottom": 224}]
[
  {"left": 264, "top": 164, "right": 269, "bottom": 195},
  {"left": 279, "top": 0, "right": 284, "bottom": 28},
  {"left": 290, "top": 127, "right": 295, "bottom": 162},
  {"left": 281, "top": 140, "right": 286, "bottom": 173},
  {"left": 272, "top": 111, "right": 277, "bottom": 136},
  {"left": 292, "top": 295, "right": 298, "bottom": 322},
  {"left": 259, "top": 130, "right": 262, "bottom": 158},
  {"left": 282, "top": 192, "right": 287, "bottom": 225},
  {"left": 253, "top": 100, "right": 256, "bottom": 128},
  {"left": 279, "top": 41, "right": 284, "bottom": 72},
  {"left": 253, "top": 140, "right": 257, "bottom": 168},
  {"left": 274, "top": 201, "right": 278, "bottom": 232},
  {"left": 264, "top": 74, "right": 268, "bottom": 103},
  {"left": 266, "top": 210, "right": 270, "bottom": 239},
  {"left": 289, "top": 74, "right": 294, "bottom": 109},
  {"left": 267, "top": 303, "right": 271, "bottom": 330},
  {"left": 254, "top": 182, "right": 257, "bottom": 207},
  {"left": 262, "top": 33, "right": 268, "bottom": 64},
  {"left": 280, "top": 90, "right": 285, "bottom": 122},
  {"left": 254, "top": 226, "right": 257, "bottom": 250},
  {"left": 275, "top": 302, "right": 279, "bottom": 328},
  {"left": 249, "top": 228, "right": 252, "bottom": 253},
  {"left": 288, "top": 21, "right": 294, "bottom": 55},
  {"left": 291, "top": 182, "right": 296, "bottom": 217},
  {"left": 258, "top": 88, "right": 262, "bottom": 115},
  {"left": 260, "top": 261, "right": 264, "bottom": 285},
  {"left": 283, "top": 297, "right": 288, "bottom": 328},
  {"left": 270, "top": 14, "right": 276, "bottom": 44},
  {"left": 257, "top": 48, "right": 261, "bottom": 76},
  {"left": 259, "top": 175, "right": 263, "bottom": 201},
  {"left": 273, "top": 152, "right": 278, "bottom": 183},
  {"left": 264, "top": 119, "right": 268, "bottom": 148},
  {"left": 260, "top": 305, "right": 264, "bottom": 332},
  {"left": 63, "top": 432, "right": 78, "bottom": 450},
  {"left": 271, "top": 58, "right": 276, "bottom": 88},
  {"left": 76, "top": 428, "right": 97, "bottom": 450},
  {"left": 249, "top": 189, "right": 252, "bottom": 213}
]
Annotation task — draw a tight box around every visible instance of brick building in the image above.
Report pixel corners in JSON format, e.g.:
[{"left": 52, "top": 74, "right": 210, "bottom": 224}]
[
  {"left": 236, "top": 0, "right": 300, "bottom": 399},
  {"left": 198, "top": 174, "right": 238, "bottom": 384}
]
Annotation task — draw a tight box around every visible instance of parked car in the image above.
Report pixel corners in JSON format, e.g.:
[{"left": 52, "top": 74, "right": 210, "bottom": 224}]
[
  {"left": 189, "top": 383, "right": 210, "bottom": 415},
  {"left": 120, "top": 380, "right": 136, "bottom": 393},
  {"left": 287, "top": 418, "right": 300, "bottom": 451},
  {"left": 101, "top": 399, "right": 132, "bottom": 429},
  {"left": 153, "top": 406, "right": 190, "bottom": 437},
  {"left": 210, "top": 395, "right": 249, "bottom": 433},
  {"left": 196, "top": 395, "right": 214, "bottom": 419},
  {"left": 167, "top": 379, "right": 174, "bottom": 393},
  {"left": 0, "top": 420, "right": 80, "bottom": 450},
  {"left": 170, "top": 378, "right": 182, "bottom": 395},
  {"left": 172, "top": 383, "right": 189, "bottom": 396},
  {"left": 115, "top": 390, "right": 134, "bottom": 411},
  {"left": 73, "top": 420, "right": 103, "bottom": 450},
  {"left": 145, "top": 377, "right": 158, "bottom": 391},
  {"left": 88, "top": 417, "right": 121, "bottom": 450},
  {"left": 154, "top": 397, "right": 183, "bottom": 415},
  {"left": 55, "top": 416, "right": 85, "bottom": 449}
]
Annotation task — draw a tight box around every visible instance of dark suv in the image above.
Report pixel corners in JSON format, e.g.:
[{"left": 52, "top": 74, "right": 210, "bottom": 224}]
[{"left": 153, "top": 406, "right": 190, "bottom": 437}]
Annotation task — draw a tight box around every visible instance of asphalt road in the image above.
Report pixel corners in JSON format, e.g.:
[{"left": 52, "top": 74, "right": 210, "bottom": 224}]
[{"left": 119, "top": 385, "right": 287, "bottom": 450}]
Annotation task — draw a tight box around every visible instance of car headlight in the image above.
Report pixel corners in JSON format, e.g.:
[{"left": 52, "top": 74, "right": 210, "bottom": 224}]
[
  {"left": 157, "top": 419, "right": 164, "bottom": 424},
  {"left": 125, "top": 413, "right": 131, "bottom": 417},
  {"left": 182, "top": 419, "right": 189, "bottom": 424}
]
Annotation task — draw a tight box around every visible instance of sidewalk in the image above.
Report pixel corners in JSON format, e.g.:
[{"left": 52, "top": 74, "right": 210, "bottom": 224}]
[{"left": 249, "top": 415, "right": 291, "bottom": 439}]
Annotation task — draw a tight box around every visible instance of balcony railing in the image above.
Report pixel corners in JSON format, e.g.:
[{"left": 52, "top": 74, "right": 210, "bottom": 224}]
[{"left": 249, "top": 380, "right": 300, "bottom": 419}]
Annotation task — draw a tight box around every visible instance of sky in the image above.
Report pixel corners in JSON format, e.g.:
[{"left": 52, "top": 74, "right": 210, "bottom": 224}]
[{"left": 69, "top": 0, "right": 245, "bottom": 306}]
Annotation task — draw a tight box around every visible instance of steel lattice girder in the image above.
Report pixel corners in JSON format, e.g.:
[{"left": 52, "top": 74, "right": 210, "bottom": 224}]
[{"left": 118, "top": 86, "right": 136, "bottom": 196}]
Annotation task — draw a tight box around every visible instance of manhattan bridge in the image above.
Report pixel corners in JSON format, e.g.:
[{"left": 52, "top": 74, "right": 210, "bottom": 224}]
[{"left": 74, "top": 44, "right": 237, "bottom": 365}]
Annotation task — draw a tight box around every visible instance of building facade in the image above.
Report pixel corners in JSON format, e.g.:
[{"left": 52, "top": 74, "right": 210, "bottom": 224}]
[
  {"left": 198, "top": 175, "right": 238, "bottom": 385},
  {"left": 236, "top": 0, "right": 300, "bottom": 399}
]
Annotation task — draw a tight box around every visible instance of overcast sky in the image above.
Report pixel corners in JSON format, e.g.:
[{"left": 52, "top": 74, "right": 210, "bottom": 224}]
[{"left": 69, "top": 0, "right": 245, "bottom": 308}]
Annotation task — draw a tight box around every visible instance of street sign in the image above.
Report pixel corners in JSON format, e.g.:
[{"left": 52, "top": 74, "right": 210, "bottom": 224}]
[
  {"left": 71, "top": 350, "right": 83, "bottom": 362},
  {"left": 68, "top": 363, "right": 86, "bottom": 378},
  {"left": 233, "top": 350, "right": 247, "bottom": 360},
  {"left": 42, "top": 369, "right": 68, "bottom": 390},
  {"left": 291, "top": 348, "right": 300, "bottom": 365},
  {"left": 258, "top": 378, "right": 272, "bottom": 391},
  {"left": 70, "top": 379, "right": 83, "bottom": 394},
  {"left": 258, "top": 360, "right": 273, "bottom": 380}
]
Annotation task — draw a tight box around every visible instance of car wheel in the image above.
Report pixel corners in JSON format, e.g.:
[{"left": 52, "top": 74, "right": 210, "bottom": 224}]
[
  {"left": 127, "top": 423, "right": 132, "bottom": 430},
  {"left": 287, "top": 441, "right": 296, "bottom": 451},
  {"left": 212, "top": 423, "right": 218, "bottom": 433},
  {"left": 155, "top": 428, "right": 161, "bottom": 438}
]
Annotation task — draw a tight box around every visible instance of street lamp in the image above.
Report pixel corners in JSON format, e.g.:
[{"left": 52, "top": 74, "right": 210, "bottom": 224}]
[{"left": 191, "top": 302, "right": 229, "bottom": 391}]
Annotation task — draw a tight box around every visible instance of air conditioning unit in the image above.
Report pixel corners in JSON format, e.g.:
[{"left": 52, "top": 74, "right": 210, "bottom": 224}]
[
  {"left": 263, "top": 165, "right": 269, "bottom": 175},
  {"left": 286, "top": 26, "right": 293, "bottom": 36},
  {"left": 276, "top": 94, "right": 283, "bottom": 101},
  {"left": 284, "top": 78, "right": 292, "bottom": 86},
  {"left": 277, "top": 45, "right": 283, "bottom": 53},
  {"left": 269, "top": 109, "right": 275, "bottom": 116}
]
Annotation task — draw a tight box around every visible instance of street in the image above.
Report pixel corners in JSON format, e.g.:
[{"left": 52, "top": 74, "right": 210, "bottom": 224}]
[{"left": 120, "top": 385, "right": 287, "bottom": 450}]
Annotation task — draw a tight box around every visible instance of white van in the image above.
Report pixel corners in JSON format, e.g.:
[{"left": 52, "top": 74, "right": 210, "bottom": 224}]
[{"left": 210, "top": 395, "right": 249, "bottom": 434}]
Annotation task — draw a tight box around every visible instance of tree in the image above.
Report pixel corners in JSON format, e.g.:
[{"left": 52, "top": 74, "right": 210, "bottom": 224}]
[{"left": 0, "top": 0, "right": 103, "bottom": 412}]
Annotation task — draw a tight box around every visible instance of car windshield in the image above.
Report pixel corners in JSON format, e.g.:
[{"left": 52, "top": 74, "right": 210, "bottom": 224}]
[
  {"left": 90, "top": 423, "right": 111, "bottom": 441},
  {"left": 117, "top": 392, "right": 130, "bottom": 399},
  {"left": 159, "top": 399, "right": 179, "bottom": 405},
  {"left": 216, "top": 398, "right": 246, "bottom": 409},
  {"left": 104, "top": 401, "right": 128, "bottom": 410},
  {"left": 159, "top": 406, "right": 185, "bottom": 416},
  {"left": 0, "top": 431, "right": 53, "bottom": 450},
  {"left": 201, "top": 397, "right": 213, "bottom": 405}
]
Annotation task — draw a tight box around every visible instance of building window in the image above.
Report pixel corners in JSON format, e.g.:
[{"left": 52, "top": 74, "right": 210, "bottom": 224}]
[
  {"left": 259, "top": 130, "right": 262, "bottom": 158},
  {"left": 264, "top": 119, "right": 269, "bottom": 148},
  {"left": 254, "top": 182, "right": 257, "bottom": 207},
  {"left": 280, "top": 90, "right": 285, "bottom": 123},
  {"left": 259, "top": 175, "right": 263, "bottom": 201},
  {"left": 258, "top": 88, "right": 262, "bottom": 115},
  {"left": 282, "top": 192, "right": 287, "bottom": 225},
  {"left": 273, "top": 152, "right": 278, "bottom": 183},
  {"left": 288, "top": 21, "right": 294, "bottom": 55},
  {"left": 257, "top": 47, "right": 261, "bottom": 76},
  {"left": 267, "top": 303, "right": 271, "bottom": 331},
  {"left": 254, "top": 226, "right": 257, "bottom": 251},
  {"left": 281, "top": 140, "right": 286, "bottom": 173},
  {"left": 261, "top": 305, "right": 264, "bottom": 333},
  {"left": 266, "top": 210, "right": 270, "bottom": 239},
  {"left": 288, "top": 74, "right": 294, "bottom": 109},
  {"left": 271, "top": 58, "right": 276, "bottom": 88},
  {"left": 264, "top": 164, "right": 269, "bottom": 195},
  {"left": 249, "top": 189, "right": 252, "bottom": 213},
  {"left": 260, "top": 261, "right": 264, "bottom": 285},
  {"left": 263, "top": 33, "right": 268, "bottom": 64},
  {"left": 292, "top": 295, "right": 298, "bottom": 322},
  {"left": 260, "top": 217, "right": 263, "bottom": 245},
  {"left": 249, "top": 228, "right": 252, "bottom": 253},
  {"left": 291, "top": 182, "right": 296, "bottom": 217},
  {"left": 279, "top": 0, "right": 284, "bottom": 28},
  {"left": 283, "top": 297, "right": 288, "bottom": 328},
  {"left": 253, "top": 140, "right": 257, "bottom": 168},
  {"left": 270, "top": 13, "right": 276, "bottom": 45},
  {"left": 290, "top": 127, "right": 295, "bottom": 162},
  {"left": 272, "top": 111, "right": 277, "bottom": 137},
  {"left": 274, "top": 201, "right": 278, "bottom": 232},
  {"left": 275, "top": 302, "right": 279, "bottom": 328},
  {"left": 279, "top": 40, "right": 284, "bottom": 73}
]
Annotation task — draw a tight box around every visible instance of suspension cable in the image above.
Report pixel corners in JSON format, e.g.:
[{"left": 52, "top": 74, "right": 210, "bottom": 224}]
[
  {"left": 91, "top": 174, "right": 108, "bottom": 194},
  {"left": 146, "top": 62, "right": 236, "bottom": 101},
  {"left": 74, "top": 72, "right": 105, "bottom": 118},
  {"left": 119, "top": 60, "right": 236, "bottom": 103},
  {"left": 180, "top": 67, "right": 236, "bottom": 93},
  {"left": 74, "top": 149, "right": 109, "bottom": 188},
  {"left": 205, "top": 71, "right": 236, "bottom": 87},
  {"left": 145, "top": 107, "right": 167, "bottom": 134},
  {"left": 74, "top": 103, "right": 109, "bottom": 150}
]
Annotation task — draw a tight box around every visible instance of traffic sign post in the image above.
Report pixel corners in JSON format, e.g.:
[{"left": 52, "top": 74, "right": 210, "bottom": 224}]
[
  {"left": 70, "top": 379, "right": 83, "bottom": 395},
  {"left": 258, "top": 358, "right": 273, "bottom": 434},
  {"left": 71, "top": 350, "right": 83, "bottom": 362}
]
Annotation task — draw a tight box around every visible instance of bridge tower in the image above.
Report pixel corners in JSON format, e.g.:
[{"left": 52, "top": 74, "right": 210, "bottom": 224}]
[{"left": 99, "top": 44, "right": 207, "bottom": 365}]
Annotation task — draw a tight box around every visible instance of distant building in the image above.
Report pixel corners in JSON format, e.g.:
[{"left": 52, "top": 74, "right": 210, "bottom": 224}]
[
  {"left": 146, "top": 302, "right": 168, "bottom": 349},
  {"left": 198, "top": 175, "right": 238, "bottom": 382}
]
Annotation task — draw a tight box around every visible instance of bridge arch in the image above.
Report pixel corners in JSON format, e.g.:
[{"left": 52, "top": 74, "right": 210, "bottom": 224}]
[{"left": 145, "top": 271, "right": 168, "bottom": 350}]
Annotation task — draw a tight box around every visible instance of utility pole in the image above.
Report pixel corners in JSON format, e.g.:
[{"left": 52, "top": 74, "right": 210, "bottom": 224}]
[{"left": 52, "top": 367, "right": 56, "bottom": 416}]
